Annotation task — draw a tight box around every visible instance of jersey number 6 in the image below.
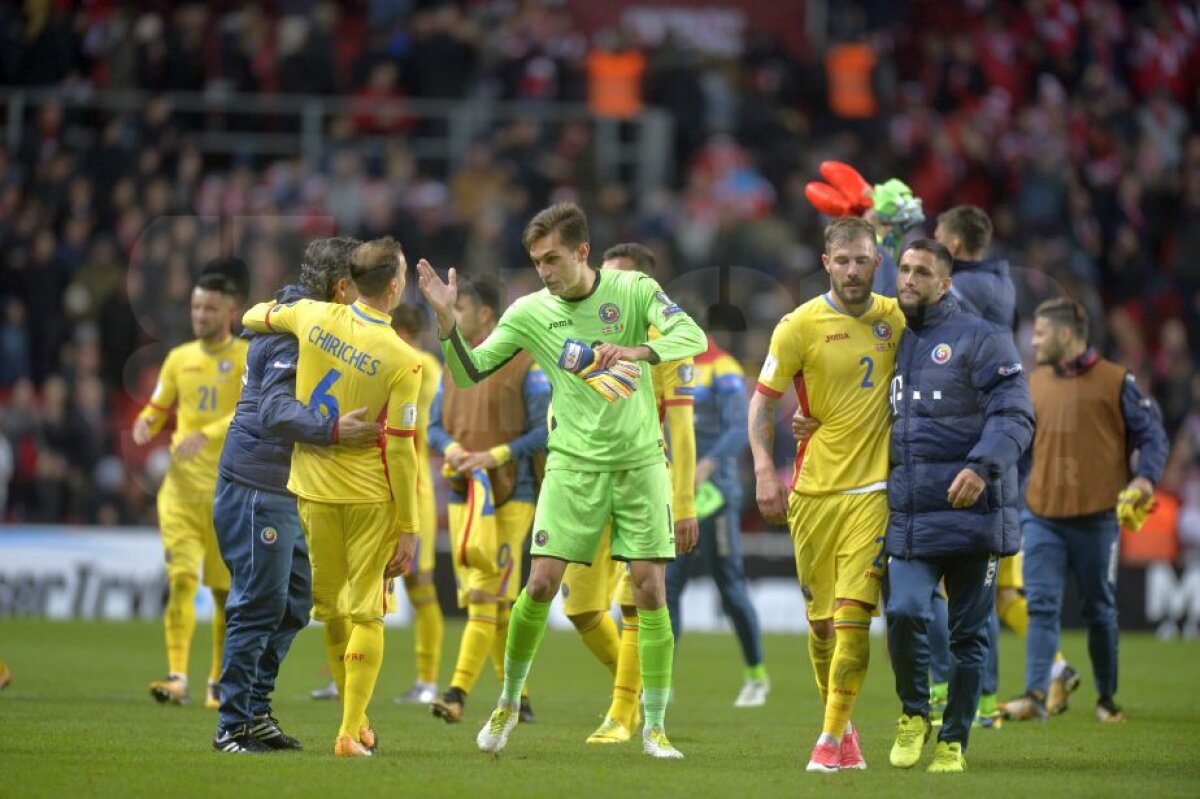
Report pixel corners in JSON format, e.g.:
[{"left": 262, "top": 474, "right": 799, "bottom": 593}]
[{"left": 309, "top": 368, "right": 342, "bottom": 417}]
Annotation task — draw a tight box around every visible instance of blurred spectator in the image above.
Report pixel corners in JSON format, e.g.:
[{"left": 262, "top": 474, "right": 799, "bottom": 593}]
[
  {"left": 0, "top": 298, "right": 33, "bottom": 387},
  {"left": 0, "top": 0, "right": 1194, "bottom": 534}
]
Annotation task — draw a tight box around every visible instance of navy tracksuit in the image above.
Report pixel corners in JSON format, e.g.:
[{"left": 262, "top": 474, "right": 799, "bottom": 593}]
[
  {"left": 884, "top": 295, "right": 1034, "bottom": 749},
  {"left": 213, "top": 284, "right": 337, "bottom": 733}
]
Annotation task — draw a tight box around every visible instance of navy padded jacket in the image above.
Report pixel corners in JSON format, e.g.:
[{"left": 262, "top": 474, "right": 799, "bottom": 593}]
[
  {"left": 217, "top": 284, "right": 337, "bottom": 495},
  {"left": 886, "top": 295, "right": 1035, "bottom": 559}
]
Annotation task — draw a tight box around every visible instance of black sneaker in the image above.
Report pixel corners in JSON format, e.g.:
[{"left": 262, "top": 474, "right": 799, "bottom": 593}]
[
  {"left": 519, "top": 695, "right": 535, "bottom": 724},
  {"left": 1096, "top": 696, "right": 1126, "bottom": 723},
  {"left": 213, "top": 724, "right": 272, "bottom": 753},
  {"left": 249, "top": 714, "right": 303, "bottom": 750},
  {"left": 431, "top": 687, "right": 466, "bottom": 723}
]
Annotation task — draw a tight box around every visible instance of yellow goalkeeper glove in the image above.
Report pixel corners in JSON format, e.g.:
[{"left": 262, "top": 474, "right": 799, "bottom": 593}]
[
  {"left": 558, "top": 338, "right": 640, "bottom": 402},
  {"left": 1116, "top": 487, "right": 1154, "bottom": 532}
]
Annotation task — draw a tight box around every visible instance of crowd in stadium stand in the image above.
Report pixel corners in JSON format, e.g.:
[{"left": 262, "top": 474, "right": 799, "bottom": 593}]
[{"left": 0, "top": 1, "right": 1197, "bottom": 550}]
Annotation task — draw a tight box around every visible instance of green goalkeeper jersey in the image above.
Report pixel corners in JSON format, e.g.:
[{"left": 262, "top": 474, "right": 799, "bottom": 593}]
[{"left": 442, "top": 268, "right": 706, "bottom": 472}]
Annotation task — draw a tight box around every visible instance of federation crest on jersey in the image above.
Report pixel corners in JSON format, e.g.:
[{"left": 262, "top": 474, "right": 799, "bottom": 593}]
[
  {"left": 534, "top": 529, "right": 549, "bottom": 547},
  {"left": 260, "top": 526, "right": 278, "bottom": 545},
  {"left": 932, "top": 344, "right": 953, "bottom": 365},
  {"left": 598, "top": 303, "right": 621, "bottom": 324},
  {"left": 678, "top": 363, "right": 694, "bottom": 383},
  {"left": 873, "top": 320, "right": 893, "bottom": 341},
  {"left": 218, "top": 359, "right": 234, "bottom": 373}
]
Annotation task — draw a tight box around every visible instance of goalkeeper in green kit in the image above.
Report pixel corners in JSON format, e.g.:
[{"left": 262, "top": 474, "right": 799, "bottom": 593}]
[{"left": 417, "top": 203, "right": 706, "bottom": 758}]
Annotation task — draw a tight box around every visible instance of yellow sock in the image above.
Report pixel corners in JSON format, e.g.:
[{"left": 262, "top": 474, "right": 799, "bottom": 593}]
[
  {"left": 1055, "top": 650, "right": 1066, "bottom": 664},
  {"left": 492, "top": 604, "right": 529, "bottom": 697},
  {"left": 608, "top": 609, "right": 641, "bottom": 729},
  {"left": 807, "top": 629, "right": 835, "bottom": 705},
  {"left": 208, "top": 589, "right": 228, "bottom": 684},
  {"left": 164, "top": 573, "right": 198, "bottom": 676},
  {"left": 408, "top": 582, "right": 444, "bottom": 685},
  {"left": 998, "top": 593, "right": 1030, "bottom": 638},
  {"left": 577, "top": 612, "right": 621, "bottom": 677},
  {"left": 451, "top": 601, "right": 498, "bottom": 694},
  {"left": 823, "top": 606, "right": 871, "bottom": 739},
  {"left": 322, "top": 615, "right": 351, "bottom": 698},
  {"left": 339, "top": 620, "right": 385, "bottom": 740}
]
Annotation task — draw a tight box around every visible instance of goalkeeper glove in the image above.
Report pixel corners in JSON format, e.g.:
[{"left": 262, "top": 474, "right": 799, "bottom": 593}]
[
  {"left": 695, "top": 481, "right": 725, "bottom": 521},
  {"left": 1116, "top": 487, "right": 1154, "bottom": 532},
  {"left": 871, "top": 178, "right": 925, "bottom": 234},
  {"left": 558, "top": 338, "right": 640, "bottom": 402}
]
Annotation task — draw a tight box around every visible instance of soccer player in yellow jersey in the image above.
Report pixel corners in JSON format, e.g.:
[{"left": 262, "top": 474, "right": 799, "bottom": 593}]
[
  {"left": 134, "top": 272, "right": 248, "bottom": 708},
  {"left": 242, "top": 237, "right": 422, "bottom": 757},
  {"left": 390, "top": 304, "right": 446, "bottom": 704},
  {"left": 749, "top": 217, "right": 906, "bottom": 773},
  {"left": 559, "top": 243, "right": 699, "bottom": 744}
]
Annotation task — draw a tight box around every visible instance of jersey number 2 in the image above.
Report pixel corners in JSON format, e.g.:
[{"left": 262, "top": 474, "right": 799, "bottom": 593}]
[
  {"left": 859, "top": 356, "right": 875, "bottom": 388},
  {"left": 309, "top": 368, "right": 342, "bottom": 417}
]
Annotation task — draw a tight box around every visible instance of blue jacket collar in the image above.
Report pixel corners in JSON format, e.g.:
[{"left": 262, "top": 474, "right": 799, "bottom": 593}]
[
  {"left": 275, "top": 283, "right": 311, "bottom": 304},
  {"left": 951, "top": 257, "right": 1010, "bottom": 277}
]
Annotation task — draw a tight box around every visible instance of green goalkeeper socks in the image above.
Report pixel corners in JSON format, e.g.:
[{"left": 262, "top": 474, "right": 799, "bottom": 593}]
[
  {"left": 638, "top": 606, "right": 674, "bottom": 729},
  {"left": 499, "top": 591, "right": 550, "bottom": 706}
]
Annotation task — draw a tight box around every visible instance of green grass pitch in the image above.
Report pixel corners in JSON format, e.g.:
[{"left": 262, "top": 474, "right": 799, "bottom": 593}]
[{"left": 2, "top": 619, "right": 1199, "bottom": 798}]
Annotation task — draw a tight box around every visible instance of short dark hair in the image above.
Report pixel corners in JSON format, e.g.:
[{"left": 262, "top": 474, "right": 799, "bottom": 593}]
[
  {"left": 457, "top": 274, "right": 501, "bottom": 314},
  {"left": 195, "top": 271, "right": 238, "bottom": 297},
  {"left": 300, "top": 236, "right": 361, "bottom": 301},
  {"left": 937, "top": 205, "right": 993, "bottom": 257},
  {"left": 522, "top": 203, "right": 589, "bottom": 251},
  {"left": 198, "top": 257, "right": 247, "bottom": 299},
  {"left": 603, "top": 242, "right": 656, "bottom": 275},
  {"left": 901, "top": 239, "right": 954, "bottom": 274},
  {"left": 1036, "top": 297, "right": 1089, "bottom": 341},
  {"left": 824, "top": 216, "right": 877, "bottom": 254},
  {"left": 391, "top": 304, "right": 425, "bottom": 336},
  {"left": 349, "top": 237, "right": 403, "bottom": 298}
]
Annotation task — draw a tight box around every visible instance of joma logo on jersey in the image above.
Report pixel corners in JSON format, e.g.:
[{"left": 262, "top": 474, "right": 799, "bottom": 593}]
[
  {"left": 825, "top": 332, "right": 850, "bottom": 343},
  {"left": 548, "top": 319, "right": 573, "bottom": 330}
]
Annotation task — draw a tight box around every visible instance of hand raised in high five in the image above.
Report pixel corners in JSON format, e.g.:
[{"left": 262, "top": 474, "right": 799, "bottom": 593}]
[{"left": 415, "top": 259, "right": 457, "bottom": 337}]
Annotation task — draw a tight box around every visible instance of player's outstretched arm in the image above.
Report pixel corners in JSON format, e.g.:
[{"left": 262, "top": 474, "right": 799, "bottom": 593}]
[
  {"left": 422, "top": 260, "right": 527, "bottom": 388},
  {"left": 416, "top": 259, "right": 457, "bottom": 336}
]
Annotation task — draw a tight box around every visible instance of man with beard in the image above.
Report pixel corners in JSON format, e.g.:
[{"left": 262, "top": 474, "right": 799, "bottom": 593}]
[
  {"left": 749, "top": 217, "right": 905, "bottom": 772},
  {"left": 883, "top": 240, "right": 1033, "bottom": 773}
]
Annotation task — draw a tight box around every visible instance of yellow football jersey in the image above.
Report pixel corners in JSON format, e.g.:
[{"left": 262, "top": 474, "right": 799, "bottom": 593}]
[
  {"left": 756, "top": 292, "right": 905, "bottom": 496},
  {"left": 242, "top": 299, "right": 423, "bottom": 531},
  {"left": 651, "top": 328, "right": 697, "bottom": 521},
  {"left": 136, "top": 336, "right": 249, "bottom": 493}
]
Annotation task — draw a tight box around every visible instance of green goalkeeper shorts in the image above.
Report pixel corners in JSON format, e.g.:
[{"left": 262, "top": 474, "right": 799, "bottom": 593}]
[{"left": 530, "top": 463, "right": 675, "bottom": 564}]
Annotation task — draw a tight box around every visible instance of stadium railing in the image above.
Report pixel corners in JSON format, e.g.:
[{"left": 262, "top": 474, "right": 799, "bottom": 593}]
[{"left": 0, "top": 88, "right": 675, "bottom": 195}]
